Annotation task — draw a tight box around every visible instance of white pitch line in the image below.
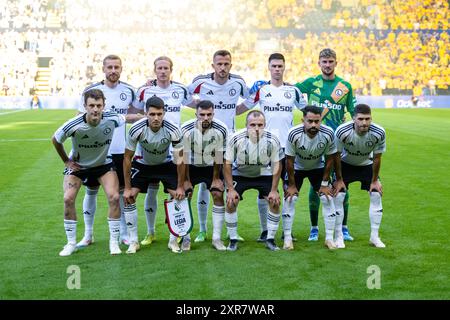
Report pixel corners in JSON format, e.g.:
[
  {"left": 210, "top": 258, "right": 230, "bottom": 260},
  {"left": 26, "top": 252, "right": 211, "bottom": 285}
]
[
  {"left": 0, "top": 138, "right": 49, "bottom": 142},
  {"left": 0, "top": 109, "right": 29, "bottom": 116}
]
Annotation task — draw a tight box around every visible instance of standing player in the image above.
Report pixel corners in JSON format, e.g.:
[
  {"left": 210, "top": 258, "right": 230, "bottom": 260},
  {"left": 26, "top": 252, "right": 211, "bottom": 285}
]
[
  {"left": 182, "top": 100, "right": 228, "bottom": 251},
  {"left": 334, "top": 104, "right": 386, "bottom": 248},
  {"left": 76, "top": 55, "right": 142, "bottom": 249},
  {"left": 133, "top": 56, "right": 193, "bottom": 247},
  {"left": 283, "top": 105, "right": 344, "bottom": 250},
  {"left": 188, "top": 50, "right": 249, "bottom": 243},
  {"left": 52, "top": 89, "right": 125, "bottom": 256},
  {"left": 237, "top": 53, "right": 306, "bottom": 242},
  {"left": 123, "top": 96, "right": 186, "bottom": 254},
  {"left": 295, "top": 48, "right": 356, "bottom": 242},
  {"left": 223, "top": 111, "right": 284, "bottom": 251}
]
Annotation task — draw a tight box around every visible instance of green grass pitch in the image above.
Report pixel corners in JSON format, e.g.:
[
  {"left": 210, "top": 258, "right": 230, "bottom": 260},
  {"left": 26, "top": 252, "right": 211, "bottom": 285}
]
[{"left": 0, "top": 108, "right": 449, "bottom": 300}]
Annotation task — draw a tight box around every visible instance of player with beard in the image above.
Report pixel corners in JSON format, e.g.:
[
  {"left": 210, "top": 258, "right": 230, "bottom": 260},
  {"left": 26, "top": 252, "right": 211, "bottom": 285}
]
[
  {"left": 283, "top": 105, "right": 344, "bottom": 250},
  {"left": 334, "top": 104, "right": 386, "bottom": 248},
  {"left": 295, "top": 49, "right": 356, "bottom": 242},
  {"left": 188, "top": 50, "right": 248, "bottom": 244},
  {"left": 76, "top": 55, "right": 143, "bottom": 249}
]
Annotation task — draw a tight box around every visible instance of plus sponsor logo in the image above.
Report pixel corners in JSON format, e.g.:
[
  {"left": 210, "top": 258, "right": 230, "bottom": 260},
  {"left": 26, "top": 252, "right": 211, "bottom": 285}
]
[
  {"left": 263, "top": 103, "right": 292, "bottom": 112},
  {"left": 311, "top": 100, "right": 343, "bottom": 110},
  {"left": 78, "top": 139, "right": 112, "bottom": 148},
  {"left": 164, "top": 104, "right": 181, "bottom": 113},
  {"left": 214, "top": 101, "right": 235, "bottom": 110}
]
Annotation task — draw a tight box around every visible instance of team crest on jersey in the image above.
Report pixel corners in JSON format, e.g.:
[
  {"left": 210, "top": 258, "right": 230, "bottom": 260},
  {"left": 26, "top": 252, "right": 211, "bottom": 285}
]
[
  {"left": 331, "top": 82, "right": 349, "bottom": 103},
  {"left": 284, "top": 91, "right": 292, "bottom": 99},
  {"left": 120, "top": 93, "right": 127, "bottom": 101},
  {"left": 317, "top": 142, "right": 325, "bottom": 149},
  {"left": 335, "top": 89, "right": 343, "bottom": 97},
  {"left": 103, "top": 127, "right": 111, "bottom": 135},
  {"left": 172, "top": 91, "right": 179, "bottom": 99},
  {"left": 229, "top": 88, "right": 236, "bottom": 96},
  {"left": 161, "top": 138, "right": 170, "bottom": 144},
  {"left": 366, "top": 140, "right": 374, "bottom": 147}
]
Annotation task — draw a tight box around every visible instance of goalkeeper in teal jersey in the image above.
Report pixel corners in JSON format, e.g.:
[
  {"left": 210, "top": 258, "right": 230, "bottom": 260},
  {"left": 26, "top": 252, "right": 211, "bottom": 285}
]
[{"left": 295, "top": 48, "right": 356, "bottom": 242}]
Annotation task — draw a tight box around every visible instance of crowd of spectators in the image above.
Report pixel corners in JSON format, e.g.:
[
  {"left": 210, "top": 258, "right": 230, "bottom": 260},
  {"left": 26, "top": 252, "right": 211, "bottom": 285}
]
[{"left": 1, "top": 0, "right": 448, "bottom": 97}]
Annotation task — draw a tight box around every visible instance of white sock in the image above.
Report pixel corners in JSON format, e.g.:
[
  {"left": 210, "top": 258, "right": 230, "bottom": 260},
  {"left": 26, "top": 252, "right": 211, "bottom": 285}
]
[
  {"left": 225, "top": 211, "right": 238, "bottom": 240},
  {"left": 369, "top": 192, "right": 383, "bottom": 239},
  {"left": 108, "top": 218, "right": 120, "bottom": 244},
  {"left": 82, "top": 187, "right": 98, "bottom": 239},
  {"left": 320, "top": 195, "right": 336, "bottom": 241},
  {"left": 212, "top": 205, "right": 225, "bottom": 241},
  {"left": 267, "top": 211, "right": 281, "bottom": 240},
  {"left": 124, "top": 203, "right": 138, "bottom": 243},
  {"left": 257, "top": 198, "right": 268, "bottom": 232},
  {"left": 119, "top": 191, "right": 127, "bottom": 239},
  {"left": 64, "top": 219, "right": 77, "bottom": 245},
  {"left": 333, "top": 192, "right": 346, "bottom": 239},
  {"left": 144, "top": 185, "right": 159, "bottom": 235},
  {"left": 282, "top": 196, "right": 297, "bottom": 240},
  {"left": 169, "top": 233, "right": 177, "bottom": 242},
  {"left": 197, "top": 182, "right": 210, "bottom": 232}
]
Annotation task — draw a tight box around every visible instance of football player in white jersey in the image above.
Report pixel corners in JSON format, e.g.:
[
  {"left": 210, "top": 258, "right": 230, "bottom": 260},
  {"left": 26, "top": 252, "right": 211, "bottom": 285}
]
[
  {"left": 76, "top": 55, "right": 143, "bottom": 249},
  {"left": 181, "top": 100, "right": 228, "bottom": 251},
  {"left": 123, "top": 96, "right": 186, "bottom": 254},
  {"left": 134, "top": 56, "right": 193, "bottom": 247},
  {"left": 224, "top": 111, "right": 284, "bottom": 251},
  {"left": 52, "top": 89, "right": 125, "bottom": 256},
  {"left": 188, "top": 50, "right": 249, "bottom": 243},
  {"left": 283, "top": 105, "right": 344, "bottom": 250},
  {"left": 237, "top": 53, "right": 306, "bottom": 243},
  {"left": 334, "top": 104, "right": 386, "bottom": 248}
]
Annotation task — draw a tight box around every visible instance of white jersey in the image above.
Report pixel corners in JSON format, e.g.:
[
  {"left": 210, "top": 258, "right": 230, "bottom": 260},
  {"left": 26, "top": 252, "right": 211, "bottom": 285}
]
[
  {"left": 126, "top": 118, "right": 182, "bottom": 165},
  {"left": 133, "top": 80, "right": 192, "bottom": 126},
  {"left": 225, "top": 128, "right": 284, "bottom": 177},
  {"left": 285, "top": 124, "right": 336, "bottom": 170},
  {"left": 78, "top": 81, "right": 136, "bottom": 154},
  {"left": 54, "top": 111, "right": 125, "bottom": 168},
  {"left": 189, "top": 73, "right": 249, "bottom": 132},
  {"left": 335, "top": 121, "right": 386, "bottom": 166},
  {"left": 244, "top": 82, "right": 306, "bottom": 148},
  {"left": 181, "top": 118, "right": 228, "bottom": 167}
]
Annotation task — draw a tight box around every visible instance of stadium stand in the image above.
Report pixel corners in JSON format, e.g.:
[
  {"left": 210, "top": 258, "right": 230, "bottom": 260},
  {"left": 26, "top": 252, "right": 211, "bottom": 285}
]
[{"left": 0, "top": 0, "right": 448, "bottom": 97}]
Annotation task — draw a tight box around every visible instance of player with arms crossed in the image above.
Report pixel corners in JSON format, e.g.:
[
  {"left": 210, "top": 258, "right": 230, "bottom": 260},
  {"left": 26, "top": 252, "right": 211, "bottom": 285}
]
[{"left": 52, "top": 89, "right": 125, "bottom": 256}]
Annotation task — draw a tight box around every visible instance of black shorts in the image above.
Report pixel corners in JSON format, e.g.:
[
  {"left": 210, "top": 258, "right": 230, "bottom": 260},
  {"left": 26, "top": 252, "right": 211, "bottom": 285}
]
[
  {"left": 131, "top": 161, "right": 178, "bottom": 193},
  {"left": 258, "top": 150, "right": 285, "bottom": 199},
  {"left": 109, "top": 153, "right": 125, "bottom": 187},
  {"left": 293, "top": 168, "right": 324, "bottom": 192},
  {"left": 341, "top": 162, "right": 374, "bottom": 191},
  {"left": 232, "top": 175, "right": 274, "bottom": 200},
  {"left": 188, "top": 165, "right": 223, "bottom": 190},
  {"left": 63, "top": 162, "right": 116, "bottom": 187}
]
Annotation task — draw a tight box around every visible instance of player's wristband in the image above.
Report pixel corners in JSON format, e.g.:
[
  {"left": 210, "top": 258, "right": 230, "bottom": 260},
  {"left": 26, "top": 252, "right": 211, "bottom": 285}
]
[{"left": 321, "top": 181, "right": 329, "bottom": 187}]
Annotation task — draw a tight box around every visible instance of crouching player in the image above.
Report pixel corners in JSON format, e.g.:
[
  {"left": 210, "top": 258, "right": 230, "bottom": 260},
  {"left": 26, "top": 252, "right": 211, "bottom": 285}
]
[
  {"left": 52, "top": 89, "right": 125, "bottom": 256},
  {"left": 283, "top": 105, "right": 345, "bottom": 250},
  {"left": 123, "top": 96, "right": 186, "bottom": 254}
]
